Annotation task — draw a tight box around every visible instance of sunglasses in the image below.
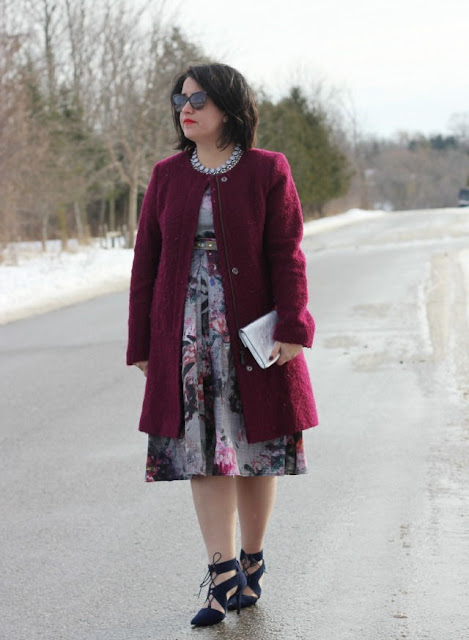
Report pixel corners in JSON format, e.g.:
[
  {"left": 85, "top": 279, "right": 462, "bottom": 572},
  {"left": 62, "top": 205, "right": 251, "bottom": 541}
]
[{"left": 172, "top": 91, "right": 208, "bottom": 112}]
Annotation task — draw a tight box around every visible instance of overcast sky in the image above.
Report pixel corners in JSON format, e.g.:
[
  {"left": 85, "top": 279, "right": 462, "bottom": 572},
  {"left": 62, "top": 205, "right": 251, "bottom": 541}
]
[{"left": 176, "top": 0, "right": 468, "bottom": 138}]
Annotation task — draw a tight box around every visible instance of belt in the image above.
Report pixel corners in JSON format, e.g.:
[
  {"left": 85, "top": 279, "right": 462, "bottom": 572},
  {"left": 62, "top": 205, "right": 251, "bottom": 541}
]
[{"left": 194, "top": 238, "right": 218, "bottom": 250}]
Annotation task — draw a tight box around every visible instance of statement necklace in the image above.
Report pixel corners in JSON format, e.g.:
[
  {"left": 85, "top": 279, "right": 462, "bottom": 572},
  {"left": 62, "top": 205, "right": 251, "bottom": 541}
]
[{"left": 190, "top": 144, "right": 243, "bottom": 175}]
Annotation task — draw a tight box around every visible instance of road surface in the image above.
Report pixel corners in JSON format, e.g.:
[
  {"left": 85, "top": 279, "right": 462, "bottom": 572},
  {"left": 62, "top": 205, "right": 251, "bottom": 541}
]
[{"left": 1, "top": 208, "right": 468, "bottom": 639}]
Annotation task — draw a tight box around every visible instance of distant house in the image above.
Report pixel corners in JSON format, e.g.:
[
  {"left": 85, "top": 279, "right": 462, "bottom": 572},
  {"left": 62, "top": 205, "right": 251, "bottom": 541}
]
[{"left": 458, "top": 188, "right": 469, "bottom": 207}]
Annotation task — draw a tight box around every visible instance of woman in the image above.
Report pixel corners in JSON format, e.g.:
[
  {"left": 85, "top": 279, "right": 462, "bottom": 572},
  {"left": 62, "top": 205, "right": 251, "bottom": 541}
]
[{"left": 126, "top": 63, "right": 318, "bottom": 627}]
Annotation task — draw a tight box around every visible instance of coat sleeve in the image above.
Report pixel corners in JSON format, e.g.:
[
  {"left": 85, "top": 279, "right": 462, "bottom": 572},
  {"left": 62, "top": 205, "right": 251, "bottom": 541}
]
[
  {"left": 126, "top": 164, "right": 162, "bottom": 365},
  {"left": 264, "top": 153, "right": 315, "bottom": 348}
]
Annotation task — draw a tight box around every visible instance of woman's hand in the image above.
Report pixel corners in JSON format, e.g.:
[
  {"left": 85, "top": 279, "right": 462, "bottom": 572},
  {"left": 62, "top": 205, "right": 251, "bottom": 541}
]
[
  {"left": 134, "top": 361, "right": 149, "bottom": 377},
  {"left": 269, "top": 341, "right": 303, "bottom": 366}
]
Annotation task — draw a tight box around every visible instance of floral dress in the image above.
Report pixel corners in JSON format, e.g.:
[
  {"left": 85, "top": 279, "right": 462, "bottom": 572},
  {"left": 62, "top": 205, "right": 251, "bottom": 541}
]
[{"left": 145, "top": 188, "right": 307, "bottom": 481}]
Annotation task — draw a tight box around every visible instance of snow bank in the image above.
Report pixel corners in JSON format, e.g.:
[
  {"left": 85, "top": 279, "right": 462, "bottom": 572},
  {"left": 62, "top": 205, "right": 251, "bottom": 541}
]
[
  {"left": 0, "top": 240, "right": 133, "bottom": 325},
  {"left": 303, "top": 208, "right": 387, "bottom": 236}
]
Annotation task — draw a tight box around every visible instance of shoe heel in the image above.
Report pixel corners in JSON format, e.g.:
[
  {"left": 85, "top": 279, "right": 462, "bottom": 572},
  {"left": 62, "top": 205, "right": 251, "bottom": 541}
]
[{"left": 236, "top": 591, "right": 242, "bottom": 615}]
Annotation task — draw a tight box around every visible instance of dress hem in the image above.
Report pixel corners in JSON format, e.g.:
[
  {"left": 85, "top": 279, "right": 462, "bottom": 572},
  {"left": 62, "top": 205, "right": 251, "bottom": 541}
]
[{"left": 145, "top": 469, "right": 308, "bottom": 483}]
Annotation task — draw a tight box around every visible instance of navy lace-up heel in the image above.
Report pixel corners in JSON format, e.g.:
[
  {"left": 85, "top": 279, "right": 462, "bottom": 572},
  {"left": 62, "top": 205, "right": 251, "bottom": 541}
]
[
  {"left": 227, "top": 549, "right": 266, "bottom": 610},
  {"left": 190, "top": 553, "right": 247, "bottom": 627}
]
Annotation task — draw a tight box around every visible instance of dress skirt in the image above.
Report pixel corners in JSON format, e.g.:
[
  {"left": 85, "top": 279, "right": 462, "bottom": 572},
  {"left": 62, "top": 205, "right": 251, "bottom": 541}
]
[{"left": 145, "top": 246, "right": 308, "bottom": 482}]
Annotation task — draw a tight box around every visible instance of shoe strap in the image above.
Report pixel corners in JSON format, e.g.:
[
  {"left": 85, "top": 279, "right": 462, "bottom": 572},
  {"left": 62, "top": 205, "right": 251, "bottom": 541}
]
[
  {"left": 240, "top": 549, "right": 263, "bottom": 564},
  {"left": 240, "top": 549, "right": 266, "bottom": 573},
  {"left": 210, "top": 557, "right": 238, "bottom": 575},
  {"left": 240, "top": 549, "right": 265, "bottom": 598},
  {"left": 208, "top": 572, "right": 245, "bottom": 608},
  {"left": 197, "top": 553, "right": 240, "bottom": 600}
]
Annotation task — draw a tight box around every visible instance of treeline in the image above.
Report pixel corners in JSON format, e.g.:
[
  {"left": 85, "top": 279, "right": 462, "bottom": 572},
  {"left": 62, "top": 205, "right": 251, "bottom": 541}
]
[
  {"left": 1, "top": 0, "right": 207, "bottom": 248},
  {"left": 0, "top": 0, "right": 350, "bottom": 248},
  {"left": 1, "top": 0, "right": 469, "bottom": 251},
  {"left": 351, "top": 130, "right": 469, "bottom": 211}
]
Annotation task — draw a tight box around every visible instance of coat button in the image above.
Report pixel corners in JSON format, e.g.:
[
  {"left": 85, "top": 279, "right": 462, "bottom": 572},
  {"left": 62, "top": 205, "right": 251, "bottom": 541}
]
[
  {"left": 221, "top": 176, "right": 228, "bottom": 182},
  {"left": 231, "top": 267, "right": 239, "bottom": 274},
  {"left": 246, "top": 365, "right": 253, "bottom": 372}
]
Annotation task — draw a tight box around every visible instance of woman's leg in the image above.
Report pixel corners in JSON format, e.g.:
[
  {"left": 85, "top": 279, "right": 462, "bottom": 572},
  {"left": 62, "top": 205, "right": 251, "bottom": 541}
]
[
  {"left": 235, "top": 476, "right": 277, "bottom": 597},
  {"left": 191, "top": 475, "right": 237, "bottom": 559},
  {"left": 190, "top": 476, "right": 238, "bottom": 612},
  {"left": 235, "top": 476, "right": 277, "bottom": 552}
]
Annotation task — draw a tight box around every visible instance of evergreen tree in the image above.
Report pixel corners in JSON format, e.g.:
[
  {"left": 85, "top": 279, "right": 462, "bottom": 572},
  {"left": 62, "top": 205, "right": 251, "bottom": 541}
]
[{"left": 258, "top": 87, "right": 351, "bottom": 217}]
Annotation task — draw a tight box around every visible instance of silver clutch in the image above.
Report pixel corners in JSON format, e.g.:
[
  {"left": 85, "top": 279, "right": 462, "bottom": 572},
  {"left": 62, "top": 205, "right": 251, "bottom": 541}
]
[{"left": 238, "top": 310, "right": 280, "bottom": 369}]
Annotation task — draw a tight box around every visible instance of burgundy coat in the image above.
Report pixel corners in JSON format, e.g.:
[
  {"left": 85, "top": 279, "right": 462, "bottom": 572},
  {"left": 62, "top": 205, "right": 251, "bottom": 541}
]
[{"left": 126, "top": 148, "right": 318, "bottom": 443}]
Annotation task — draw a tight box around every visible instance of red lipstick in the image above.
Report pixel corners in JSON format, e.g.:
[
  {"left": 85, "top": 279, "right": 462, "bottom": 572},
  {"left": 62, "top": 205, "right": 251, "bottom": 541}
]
[{"left": 183, "top": 118, "right": 196, "bottom": 125}]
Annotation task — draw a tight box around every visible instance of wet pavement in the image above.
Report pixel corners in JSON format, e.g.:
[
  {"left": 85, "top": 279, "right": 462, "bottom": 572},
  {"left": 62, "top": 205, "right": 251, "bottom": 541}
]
[{"left": 1, "top": 209, "right": 468, "bottom": 639}]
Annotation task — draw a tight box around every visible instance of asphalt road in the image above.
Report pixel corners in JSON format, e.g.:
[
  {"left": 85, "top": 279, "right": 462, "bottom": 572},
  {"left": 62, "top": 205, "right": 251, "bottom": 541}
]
[{"left": 1, "top": 209, "right": 468, "bottom": 640}]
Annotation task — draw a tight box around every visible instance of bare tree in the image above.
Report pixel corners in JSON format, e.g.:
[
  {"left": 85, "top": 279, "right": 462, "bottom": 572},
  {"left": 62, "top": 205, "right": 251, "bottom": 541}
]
[
  {"left": 0, "top": 0, "right": 206, "bottom": 246},
  {"left": 332, "top": 89, "right": 371, "bottom": 211},
  {"left": 0, "top": 1, "right": 51, "bottom": 246},
  {"left": 97, "top": 2, "right": 205, "bottom": 245}
]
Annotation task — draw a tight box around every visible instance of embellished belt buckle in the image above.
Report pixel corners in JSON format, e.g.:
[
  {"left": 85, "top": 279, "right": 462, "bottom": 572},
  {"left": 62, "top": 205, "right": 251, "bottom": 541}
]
[{"left": 194, "top": 239, "right": 217, "bottom": 250}]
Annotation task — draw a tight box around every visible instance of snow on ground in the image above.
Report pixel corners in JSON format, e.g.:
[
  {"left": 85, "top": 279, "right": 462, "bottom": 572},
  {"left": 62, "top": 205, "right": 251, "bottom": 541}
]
[
  {"left": 1, "top": 208, "right": 469, "bottom": 325},
  {"left": 0, "top": 239, "right": 133, "bottom": 325},
  {"left": 303, "top": 207, "right": 387, "bottom": 235}
]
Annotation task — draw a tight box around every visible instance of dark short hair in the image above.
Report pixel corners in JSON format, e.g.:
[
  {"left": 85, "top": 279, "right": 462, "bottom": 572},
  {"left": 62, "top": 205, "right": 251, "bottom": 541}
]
[{"left": 171, "top": 63, "right": 258, "bottom": 152}]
